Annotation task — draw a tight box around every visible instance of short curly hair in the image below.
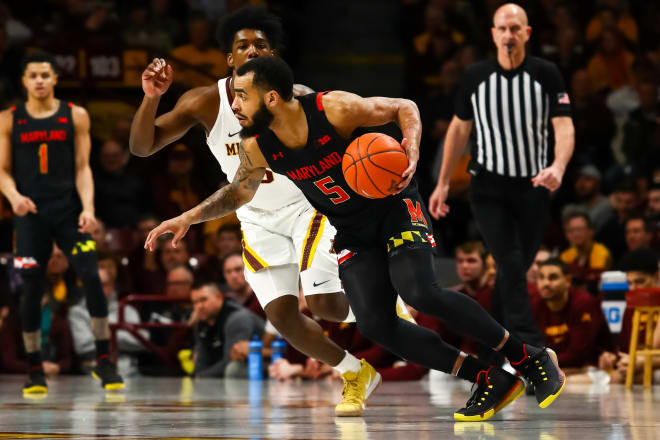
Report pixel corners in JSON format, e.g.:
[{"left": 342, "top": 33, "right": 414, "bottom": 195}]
[{"left": 216, "top": 6, "right": 284, "bottom": 53}]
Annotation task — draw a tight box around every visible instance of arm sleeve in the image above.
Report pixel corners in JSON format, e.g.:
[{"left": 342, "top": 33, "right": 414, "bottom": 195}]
[
  {"left": 454, "top": 70, "right": 475, "bottom": 121},
  {"left": 544, "top": 61, "right": 572, "bottom": 118}
]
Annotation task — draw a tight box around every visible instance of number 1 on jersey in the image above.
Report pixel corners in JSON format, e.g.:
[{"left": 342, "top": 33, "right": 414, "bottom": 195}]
[
  {"left": 314, "top": 176, "right": 350, "bottom": 204},
  {"left": 38, "top": 143, "right": 48, "bottom": 174}
]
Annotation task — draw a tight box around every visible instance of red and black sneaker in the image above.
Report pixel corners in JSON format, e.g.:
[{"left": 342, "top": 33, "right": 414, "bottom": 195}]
[
  {"left": 453, "top": 367, "right": 525, "bottom": 421},
  {"left": 514, "top": 347, "right": 565, "bottom": 408}
]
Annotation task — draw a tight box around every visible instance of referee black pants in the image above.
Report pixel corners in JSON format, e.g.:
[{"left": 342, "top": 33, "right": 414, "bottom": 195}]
[{"left": 469, "top": 170, "right": 546, "bottom": 348}]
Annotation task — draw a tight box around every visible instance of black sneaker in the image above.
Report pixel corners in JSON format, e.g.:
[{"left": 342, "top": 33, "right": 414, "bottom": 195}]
[
  {"left": 453, "top": 367, "right": 525, "bottom": 421},
  {"left": 23, "top": 369, "right": 48, "bottom": 396},
  {"left": 515, "top": 347, "right": 565, "bottom": 408},
  {"left": 92, "top": 358, "right": 125, "bottom": 390}
]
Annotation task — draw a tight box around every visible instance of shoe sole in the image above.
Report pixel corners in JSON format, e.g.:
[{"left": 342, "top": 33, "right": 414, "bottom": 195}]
[
  {"left": 538, "top": 349, "right": 565, "bottom": 409},
  {"left": 453, "top": 378, "right": 525, "bottom": 422},
  {"left": 23, "top": 386, "right": 47, "bottom": 395},
  {"left": 335, "top": 372, "right": 382, "bottom": 417},
  {"left": 92, "top": 371, "right": 126, "bottom": 391}
]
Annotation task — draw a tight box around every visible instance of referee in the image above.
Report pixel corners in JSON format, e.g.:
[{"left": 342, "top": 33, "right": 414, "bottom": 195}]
[{"left": 429, "top": 3, "right": 575, "bottom": 350}]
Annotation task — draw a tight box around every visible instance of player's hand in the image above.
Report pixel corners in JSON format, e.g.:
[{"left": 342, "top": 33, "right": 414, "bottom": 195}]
[
  {"left": 78, "top": 211, "right": 97, "bottom": 233},
  {"left": 10, "top": 194, "right": 37, "bottom": 216},
  {"left": 144, "top": 214, "right": 192, "bottom": 251},
  {"left": 428, "top": 183, "right": 450, "bottom": 219},
  {"left": 598, "top": 351, "right": 617, "bottom": 371},
  {"left": 531, "top": 164, "right": 564, "bottom": 192},
  {"left": 142, "top": 58, "right": 173, "bottom": 98},
  {"left": 397, "top": 137, "right": 418, "bottom": 191}
]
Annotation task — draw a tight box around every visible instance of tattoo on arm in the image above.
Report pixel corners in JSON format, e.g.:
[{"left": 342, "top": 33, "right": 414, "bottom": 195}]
[{"left": 198, "top": 141, "right": 262, "bottom": 221}]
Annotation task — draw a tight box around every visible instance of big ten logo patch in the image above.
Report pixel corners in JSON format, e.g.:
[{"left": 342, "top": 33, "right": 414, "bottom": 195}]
[
  {"left": 403, "top": 199, "right": 428, "bottom": 228},
  {"left": 226, "top": 142, "right": 239, "bottom": 156},
  {"left": 602, "top": 301, "right": 625, "bottom": 334},
  {"left": 72, "top": 240, "right": 96, "bottom": 255}
]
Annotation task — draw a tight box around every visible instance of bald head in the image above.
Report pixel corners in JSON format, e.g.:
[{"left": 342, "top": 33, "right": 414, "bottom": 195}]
[
  {"left": 493, "top": 3, "right": 528, "bottom": 27},
  {"left": 491, "top": 2, "right": 531, "bottom": 65}
]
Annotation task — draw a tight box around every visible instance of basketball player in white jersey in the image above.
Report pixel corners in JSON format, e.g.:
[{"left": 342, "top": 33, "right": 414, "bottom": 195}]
[{"left": 129, "top": 7, "right": 411, "bottom": 416}]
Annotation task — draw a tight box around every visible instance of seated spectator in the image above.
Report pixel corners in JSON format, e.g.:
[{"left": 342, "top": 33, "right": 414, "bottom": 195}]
[
  {"left": 69, "top": 264, "right": 148, "bottom": 374},
  {"left": 46, "top": 244, "right": 84, "bottom": 305},
  {"left": 128, "top": 214, "right": 164, "bottom": 294},
  {"left": 93, "top": 139, "right": 151, "bottom": 228},
  {"left": 560, "top": 213, "right": 612, "bottom": 293},
  {"left": 531, "top": 259, "right": 612, "bottom": 375},
  {"left": 586, "top": 3, "right": 638, "bottom": 46},
  {"left": 190, "top": 283, "right": 265, "bottom": 378},
  {"left": 623, "top": 216, "right": 654, "bottom": 255},
  {"left": 199, "top": 224, "right": 242, "bottom": 284},
  {"left": 222, "top": 251, "right": 265, "bottom": 320},
  {"left": 1, "top": 295, "right": 74, "bottom": 376},
  {"left": 621, "top": 80, "right": 660, "bottom": 177},
  {"left": 587, "top": 28, "right": 635, "bottom": 92},
  {"left": 170, "top": 10, "right": 229, "bottom": 88},
  {"left": 599, "top": 249, "right": 660, "bottom": 384},
  {"left": 90, "top": 219, "right": 111, "bottom": 256},
  {"left": 527, "top": 247, "right": 551, "bottom": 295},
  {"left": 562, "top": 165, "right": 615, "bottom": 234},
  {"left": 597, "top": 180, "right": 640, "bottom": 260}
]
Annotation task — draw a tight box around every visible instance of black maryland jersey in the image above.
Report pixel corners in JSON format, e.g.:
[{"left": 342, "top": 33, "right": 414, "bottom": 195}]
[
  {"left": 11, "top": 101, "right": 76, "bottom": 201},
  {"left": 256, "top": 92, "right": 416, "bottom": 229},
  {"left": 454, "top": 56, "right": 571, "bottom": 178}
]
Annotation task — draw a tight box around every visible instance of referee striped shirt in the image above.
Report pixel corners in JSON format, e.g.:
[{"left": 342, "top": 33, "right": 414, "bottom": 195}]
[{"left": 454, "top": 56, "right": 572, "bottom": 178}]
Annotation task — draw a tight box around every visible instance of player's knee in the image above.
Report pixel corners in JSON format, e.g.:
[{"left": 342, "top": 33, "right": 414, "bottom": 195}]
[
  {"left": 306, "top": 293, "right": 347, "bottom": 322},
  {"left": 73, "top": 256, "right": 101, "bottom": 284}
]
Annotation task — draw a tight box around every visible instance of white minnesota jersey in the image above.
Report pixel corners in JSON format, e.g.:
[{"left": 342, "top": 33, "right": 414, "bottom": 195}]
[{"left": 206, "top": 77, "right": 305, "bottom": 215}]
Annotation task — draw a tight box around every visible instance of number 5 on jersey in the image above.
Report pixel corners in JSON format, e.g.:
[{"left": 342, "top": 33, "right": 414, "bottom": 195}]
[{"left": 314, "top": 176, "right": 350, "bottom": 204}]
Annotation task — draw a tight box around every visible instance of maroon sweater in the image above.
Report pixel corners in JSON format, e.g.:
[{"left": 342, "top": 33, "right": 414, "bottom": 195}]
[{"left": 531, "top": 287, "right": 611, "bottom": 368}]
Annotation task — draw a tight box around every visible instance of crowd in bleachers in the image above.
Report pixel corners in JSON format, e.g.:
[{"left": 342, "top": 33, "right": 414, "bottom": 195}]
[{"left": 0, "top": 0, "right": 659, "bottom": 383}]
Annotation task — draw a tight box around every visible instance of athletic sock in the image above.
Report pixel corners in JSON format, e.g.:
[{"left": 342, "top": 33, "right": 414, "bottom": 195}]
[
  {"left": 500, "top": 336, "right": 541, "bottom": 366},
  {"left": 95, "top": 339, "right": 110, "bottom": 361},
  {"left": 333, "top": 351, "right": 361, "bottom": 374},
  {"left": 456, "top": 354, "right": 491, "bottom": 383},
  {"left": 27, "top": 351, "right": 43, "bottom": 371}
]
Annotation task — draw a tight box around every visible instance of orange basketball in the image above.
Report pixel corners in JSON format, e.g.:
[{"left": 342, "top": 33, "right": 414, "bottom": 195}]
[{"left": 342, "top": 133, "right": 408, "bottom": 199}]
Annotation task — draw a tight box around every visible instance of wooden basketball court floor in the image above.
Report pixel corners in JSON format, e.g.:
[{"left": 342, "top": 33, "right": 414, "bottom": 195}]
[{"left": 0, "top": 373, "right": 658, "bottom": 440}]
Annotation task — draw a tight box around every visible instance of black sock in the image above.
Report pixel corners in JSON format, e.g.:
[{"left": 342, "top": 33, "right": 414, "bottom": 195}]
[
  {"left": 456, "top": 355, "right": 491, "bottom": 383},
  {"left": 27, "top": 351, "right": 42, "bottom": 372},
  {"left": 95, "top": 339, "right": 110, "bottom": 361},
  {"left": 502, "top": 337, "right": 541, "bottom": 366}
]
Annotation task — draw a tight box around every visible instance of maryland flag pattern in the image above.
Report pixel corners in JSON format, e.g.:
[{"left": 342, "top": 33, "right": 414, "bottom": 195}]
[{"left": 386, "top": 231, "right": 436, "bottom": 253}]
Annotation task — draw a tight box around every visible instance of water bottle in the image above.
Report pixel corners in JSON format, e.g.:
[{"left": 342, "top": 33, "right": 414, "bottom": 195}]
[
  {"left": 270, "top": 336, "right": 286, "bottom": 364},
  {"left": 248, "top": 335, "right": 263, "bottom": 380}
]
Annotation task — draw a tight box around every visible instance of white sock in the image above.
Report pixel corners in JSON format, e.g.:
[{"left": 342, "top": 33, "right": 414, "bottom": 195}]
[
  {"left": 342, "top": 306, "right": 356, "bottom": 323},
  {"left": 333, "top": 351, "right": 361, "bottom": 374}
]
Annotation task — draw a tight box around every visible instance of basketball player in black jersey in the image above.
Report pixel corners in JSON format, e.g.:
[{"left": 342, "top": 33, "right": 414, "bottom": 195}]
[
  {"left": 0, "top": 52, "right": 123, "bottom": 394},
  {"left": 145, "top": 56, "right": 566, "bottom": 420}
]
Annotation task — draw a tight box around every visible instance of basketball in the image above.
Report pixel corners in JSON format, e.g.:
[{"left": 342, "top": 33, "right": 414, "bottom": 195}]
[{"left": 342, "top": 133, "right": 408, "bottom": 199}]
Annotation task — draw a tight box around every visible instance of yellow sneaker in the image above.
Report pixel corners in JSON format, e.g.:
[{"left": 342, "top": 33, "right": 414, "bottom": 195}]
[
  {"left": 395, "top": 296, "right": 416, "bottom": 324},
  {"left": 335, "top": 359, "right": 381, "bottom": 417}
]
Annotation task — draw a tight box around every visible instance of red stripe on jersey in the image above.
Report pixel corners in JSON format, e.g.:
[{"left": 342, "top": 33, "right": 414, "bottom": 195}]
[
  {"left": 67, "top": 102, "right": 74, "bottom": 107},
  {"left": 316, "top": 91, "right": 330, "bottom": 111}
]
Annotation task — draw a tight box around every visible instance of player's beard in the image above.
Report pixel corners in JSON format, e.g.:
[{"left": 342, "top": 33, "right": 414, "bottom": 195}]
[{"left": 239, "top": 102, "right": 274, "bottom": 139}]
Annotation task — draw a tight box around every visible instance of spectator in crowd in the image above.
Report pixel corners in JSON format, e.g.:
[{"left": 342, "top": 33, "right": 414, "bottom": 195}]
[
  {"left": 547, "top": 28, "right": 583, "bottom": 84},
  {"left": 93, "top": 139, "right": 151, "bottom": 228},
  {"left": 527, "top": 247, "right": 551, "bottom": 295},
  {"left": 0, "top": 293, "right": 74, "bottom": 376},
  {"left": 46, "top": 244, "right": 84, "bottom": 305},
  {"left": 199, "top": 223, "right": 242, "bottom": 283},
  {"left": 170, "top": 10, "right": 229, "bottom": 88},
  {"left": 90, "top": 219, "right": 111, "bottom": 256},
  {"left": 190, "top": 283, "right": 265, "bottom": 378},
  {"left": 161, "top": 238, "right": 191, "bottom": 272},
  {"left": 69, "top": 264, "right": 147, "bottom": 374},
  {"left": 623, "top": 216, "right": 654, "bottom": 256},
  {"left": 597, "top": 180, "right": 640, "bottom": 260},
  {"left": 128, "top": 214, "right": 165, "bottom": 294},
  {"left": 647, "top": 183, "right": 660, "bottom": 221},
  {"left": 586, "top": 1, "right": 638, "bottom": 46},
  {"left": 621, "top": 80, "right": 660, "bottom": 176},
  {"left": 151, "top": 143, "right": 208, "bottom": 221},
  {"left": 560, "top": 213, "right": 612, "bottom": 293},
  {"left": 562, "top": 165, "right": 615, "bottom": 235},
  {"left": 452, "top": 241, "right": 493, "bottom": 312},
  {"left": 587, "top": 27, "right": 636, "bottom": 92},
  {"left": 222, "top": 251, "right": 265, "bottom": 320},
  {"left": 531, "top": 259, "right": 612, "bottom": 375},
  {"left": 599, "top": 249, "right": 660, "bottom": 384},
  {"left": 121, "top": 1, "right": 173, "bottom": 53}
]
